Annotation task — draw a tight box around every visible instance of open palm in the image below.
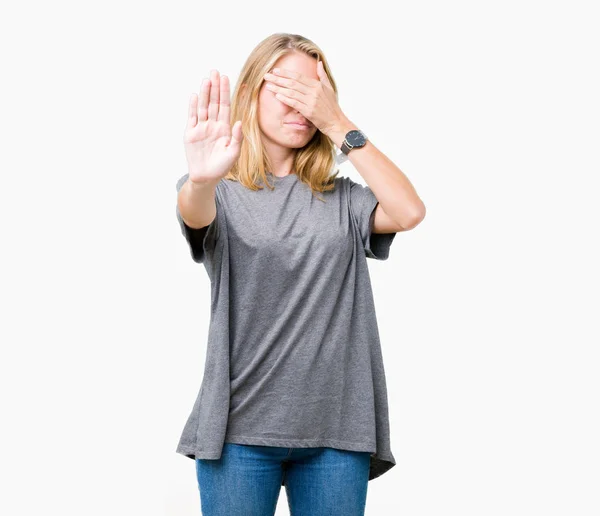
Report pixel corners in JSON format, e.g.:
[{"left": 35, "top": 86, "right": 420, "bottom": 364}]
[{"left": 184, "top": 70, "right": 243, "bottom": 183}]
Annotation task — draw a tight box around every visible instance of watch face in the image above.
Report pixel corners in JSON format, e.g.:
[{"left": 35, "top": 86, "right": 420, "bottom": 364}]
[{"left": 346, "top": 130, "right": 367, "bottom": 147}]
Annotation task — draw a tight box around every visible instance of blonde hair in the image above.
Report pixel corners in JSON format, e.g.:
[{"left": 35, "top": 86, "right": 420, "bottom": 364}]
[{"left": 224, "top": 33, "right": 341, "bottom": 199}]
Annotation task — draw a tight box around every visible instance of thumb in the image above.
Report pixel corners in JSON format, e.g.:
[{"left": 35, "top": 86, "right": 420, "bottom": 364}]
[{"left": 227, "top": 120, "right": 243, "bottom": 150}]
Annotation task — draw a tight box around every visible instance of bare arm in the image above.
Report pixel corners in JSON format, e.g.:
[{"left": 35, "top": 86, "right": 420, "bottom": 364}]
[{"left": 177, "top": 176, "right": 220, "bottom": 229}]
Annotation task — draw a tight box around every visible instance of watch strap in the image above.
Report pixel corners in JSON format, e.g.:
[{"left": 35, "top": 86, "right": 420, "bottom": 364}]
[{"left": 335, "top": 150, "right": 350, "bottom": 164}]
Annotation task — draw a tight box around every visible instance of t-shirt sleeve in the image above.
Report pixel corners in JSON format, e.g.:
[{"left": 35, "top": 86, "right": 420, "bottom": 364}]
[
  {"left": 348, "top": 177, "right": 397, "bottom": 260},
  {"left": 175, "top": 173, "right": 220, "bottom": 264}
]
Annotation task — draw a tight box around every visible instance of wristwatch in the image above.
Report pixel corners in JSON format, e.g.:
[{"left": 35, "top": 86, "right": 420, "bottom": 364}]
[{"left": 335, "top": 129, "right": 368, "bottom": 164}]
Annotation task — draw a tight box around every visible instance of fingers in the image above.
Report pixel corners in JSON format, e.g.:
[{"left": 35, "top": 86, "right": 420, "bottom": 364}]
[
  {"left": 207, "top": 70, "right": 220, "bottom": 121},
  {"left": 189, "top": 70, "right": 228, "bottom": 128},
  {"left": 197, "top": 78, "right": 210, "bottom": 124},
  {"left": 218, "top": 74, "right": 231, "bottom": 124},
  {"left": 187, "top": 92, "right": 198, "bottom": 129}
]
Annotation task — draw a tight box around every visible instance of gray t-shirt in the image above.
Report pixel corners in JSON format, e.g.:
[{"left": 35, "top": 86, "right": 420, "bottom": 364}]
[{"left": 174, "top": 170, "right": 397, "bottom": 483}]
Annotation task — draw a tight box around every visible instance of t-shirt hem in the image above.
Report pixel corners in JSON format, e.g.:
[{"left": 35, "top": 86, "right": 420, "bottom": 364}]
[
  {"left": 223, "top": 433, "right": 377, "bottom": 453},
  {"left": 224, "top": 434, "right": 396, "bottom": 481},
  {"left": 176, "top": 443, "right": 222, "bottom": 460},
  {"left": 177, "top": 436, "right": 396, "bottom": 482},
  {"left": 363, "top": 194, "right": 397, "bottom": 261}
]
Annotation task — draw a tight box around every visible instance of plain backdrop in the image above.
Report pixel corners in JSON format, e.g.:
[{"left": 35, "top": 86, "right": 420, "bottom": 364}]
[{"left": 1, "top": 0, "right": 599, "bottom": 515}]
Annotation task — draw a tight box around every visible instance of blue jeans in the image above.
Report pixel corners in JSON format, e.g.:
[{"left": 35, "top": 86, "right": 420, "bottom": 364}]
[{"left": 195, "top": 442, "right": 371, "bottom": 515}]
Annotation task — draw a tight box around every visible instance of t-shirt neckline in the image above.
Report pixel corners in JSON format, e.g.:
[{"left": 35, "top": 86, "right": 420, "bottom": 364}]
[{"left": 266, "top": 171, "right": 297, "bottom": 182}]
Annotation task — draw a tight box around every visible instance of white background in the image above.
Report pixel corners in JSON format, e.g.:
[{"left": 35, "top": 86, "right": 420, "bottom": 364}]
[{"left": 2, "top": 0, "right": 599, "bottom": 515}]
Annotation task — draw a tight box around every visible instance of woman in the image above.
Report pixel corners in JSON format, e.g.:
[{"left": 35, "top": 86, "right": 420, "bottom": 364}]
[{"left": 175, "top": 33, "right": 425, "bottom": 516}]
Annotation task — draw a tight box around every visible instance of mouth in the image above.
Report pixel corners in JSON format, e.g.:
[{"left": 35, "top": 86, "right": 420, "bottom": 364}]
[{"left": 284, "top": 122, "right": 310, "bottom": 130}]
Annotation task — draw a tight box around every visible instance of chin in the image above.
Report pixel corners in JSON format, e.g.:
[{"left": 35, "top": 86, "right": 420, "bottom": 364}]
[{"left": 287, "top": 142, "right": 310, "bottom": 149}]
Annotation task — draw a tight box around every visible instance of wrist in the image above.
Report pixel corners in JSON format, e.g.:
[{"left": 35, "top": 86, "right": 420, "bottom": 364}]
[
  {"left": 188, "top": 174, "right": 221, "bottom": 189},
  {"left": 325, "top": 117, "right": 358, "bottom": 149}
]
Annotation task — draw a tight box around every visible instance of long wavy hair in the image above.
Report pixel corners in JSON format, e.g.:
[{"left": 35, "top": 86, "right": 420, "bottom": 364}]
[{"left": 224, "top": 33, "right": 341, "bottom": 199}]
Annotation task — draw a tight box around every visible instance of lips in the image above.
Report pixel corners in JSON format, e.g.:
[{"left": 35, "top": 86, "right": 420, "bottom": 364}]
[
  {"left": 285, "top": 121, "right": 310, "bottom": 129},
  {"left": 285, "top": 120, "right": 309, "bottom": 127}
]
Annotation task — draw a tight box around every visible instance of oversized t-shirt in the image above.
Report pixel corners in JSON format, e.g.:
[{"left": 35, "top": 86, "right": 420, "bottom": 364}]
[{"left": 174, "top": 170, "right": 398, "bottom": 483}]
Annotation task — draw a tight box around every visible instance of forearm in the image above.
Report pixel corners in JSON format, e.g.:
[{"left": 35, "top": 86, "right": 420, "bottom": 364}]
[
  {"left": 177, "top": 176, "right": 219, "bottom": 229},
  {"left": 326, "top": 117, "right": 426, "bottom": 228}
]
